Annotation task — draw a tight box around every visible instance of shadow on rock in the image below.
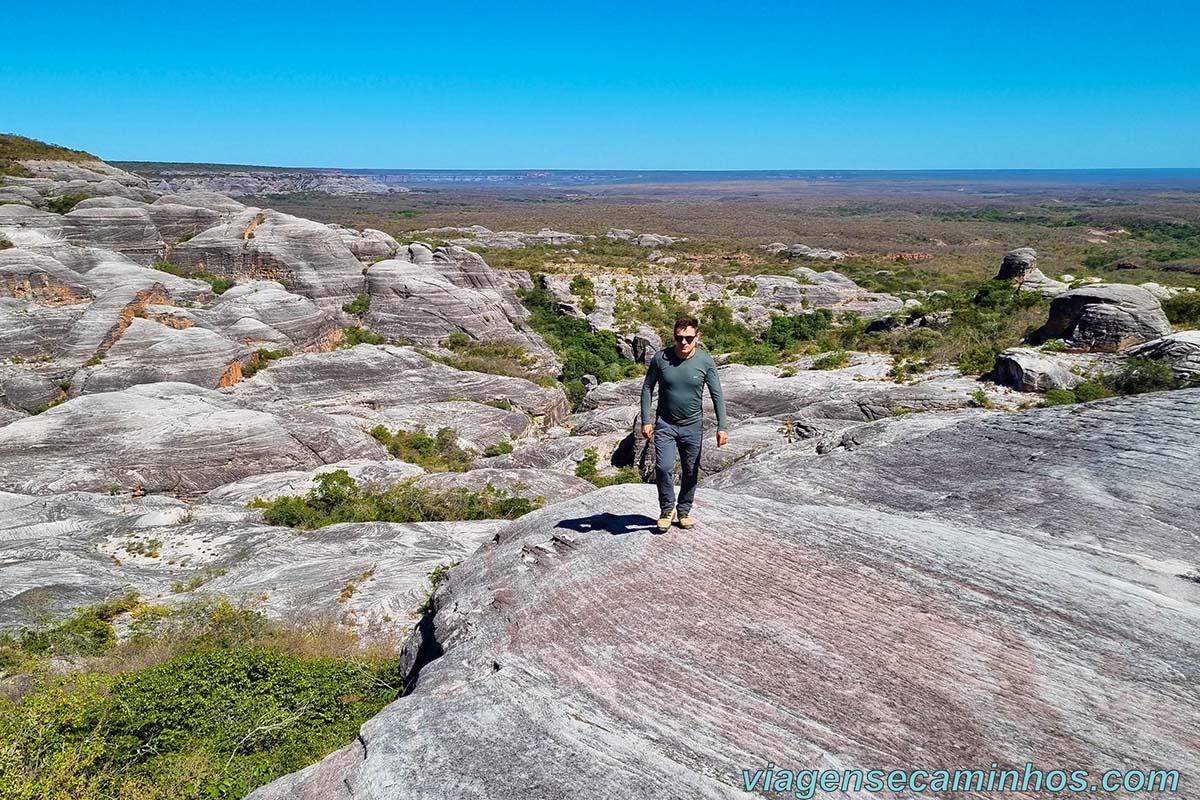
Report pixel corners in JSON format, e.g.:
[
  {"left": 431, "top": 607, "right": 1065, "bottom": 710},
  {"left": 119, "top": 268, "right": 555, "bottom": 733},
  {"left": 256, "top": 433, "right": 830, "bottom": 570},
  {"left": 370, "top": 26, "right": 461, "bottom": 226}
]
[{"left": 555, "top": 512, "right": 657, "bottom": 536}]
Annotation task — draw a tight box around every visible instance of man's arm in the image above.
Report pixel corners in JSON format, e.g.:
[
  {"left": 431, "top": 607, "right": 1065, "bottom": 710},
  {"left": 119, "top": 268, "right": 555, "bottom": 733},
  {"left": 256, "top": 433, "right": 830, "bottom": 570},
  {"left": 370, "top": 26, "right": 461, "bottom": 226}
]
[
  {"left": 640, "top": 353, "right": 659, "bottom": 437},
  {"left": 704, "top": 359, "right": 729, "bottom": 445}
]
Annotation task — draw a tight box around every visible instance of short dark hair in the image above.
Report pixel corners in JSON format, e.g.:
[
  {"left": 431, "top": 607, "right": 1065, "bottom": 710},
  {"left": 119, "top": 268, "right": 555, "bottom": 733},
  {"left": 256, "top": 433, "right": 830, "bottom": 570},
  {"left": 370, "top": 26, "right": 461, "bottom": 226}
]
[{"left": 673, "top": 314, "right": 699, "bottom": 332}]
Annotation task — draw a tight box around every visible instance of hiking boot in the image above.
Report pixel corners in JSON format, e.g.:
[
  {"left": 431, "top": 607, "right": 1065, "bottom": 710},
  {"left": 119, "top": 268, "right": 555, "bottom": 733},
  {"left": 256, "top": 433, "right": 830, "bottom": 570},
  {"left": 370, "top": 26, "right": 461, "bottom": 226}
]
[
  {"left": 656, "top": 510, "right": 674, "bottom": 533},
  {"left": 677, "top": 515, "right": 695, "bottom": 530}
]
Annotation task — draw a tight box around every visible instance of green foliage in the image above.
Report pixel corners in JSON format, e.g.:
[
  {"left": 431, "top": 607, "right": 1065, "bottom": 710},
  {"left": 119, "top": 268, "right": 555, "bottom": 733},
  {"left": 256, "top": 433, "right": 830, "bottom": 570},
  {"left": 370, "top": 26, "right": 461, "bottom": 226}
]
[
  {"left": 0, "top": 594, "right": 140, "bottom": 672},
  {"left": 812, "top": 351, "right": 849, "bottom": 370},
  {"left": 761, "top": 308, "right": 834, "bottom": 351},
  {"left": 957, "top": 345, "right": 1000, "bottom": 376},
  {"left": 1163, "top": 291, "right": 1200, "bottom": 326},
  {"left": 0, "top": 233, "right": 12, "bottom": 250},
  {"left": 252, "top": 470, "right": 539, "bottom": 530},
  {"left": 483, "top": 440, "right": 514, "bottom": 457},
  {"left": 417, "top": 561, "right": 459, "bottom": 615},
  {"left": 0, "top": 645, "right": 400, "bottom": 800},
  {"left": 1104, "top": 358, "right": 1181, "bottom": 395},
  {"left": 342, "top": 293, "right": 370, "bottom": 315},
  {"left": 1125, "top": 220, "right": 1200, "bottom": 262},
  {"left": 569, "top": 274, "right": 596, "bottom": 313},
  {"left": 970, "top": 388, "right": 992, "bottom": 408},
  {"left": 1041, "top": 338, "right": 1068, "bottom": 352},
  {"left": 369, "top": 426, "right": 474, "bottom": 472},
  {"left": 518, "top": 281, "right": 642, "bottom": 399},
  {"left": 574, "top": 448, "right": 642, "bottom": 487},
  {"left": 0, "top": 134, "right": 96, "bottom": 178},
  {"left": 82, "top": 352, "right": 105, "bottom": 367},
  {"left": 241, "top": 348, "right": 288, "bottom": 379},
  {"left": 1043, "top": 388, "right": 1078, "bottom": 406},
  {"left": 1073, "top": 381, "right": 1111, "bottom": 402},
  {"left": 343, "top": 325, "right": 385, "bottom": 346},
  {"left": 427, "top": 334, "right": 545, "bottom": 382},
  {"left": 44, "top": 193, "right": 87, "bottom": 214}
]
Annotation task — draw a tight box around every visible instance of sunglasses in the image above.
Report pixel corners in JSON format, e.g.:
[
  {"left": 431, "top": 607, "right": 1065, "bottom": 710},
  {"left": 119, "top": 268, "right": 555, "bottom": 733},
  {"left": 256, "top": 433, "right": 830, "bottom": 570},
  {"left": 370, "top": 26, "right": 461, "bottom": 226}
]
[{"left": 674, "top": 335, "right": 696, "bottom": 343}]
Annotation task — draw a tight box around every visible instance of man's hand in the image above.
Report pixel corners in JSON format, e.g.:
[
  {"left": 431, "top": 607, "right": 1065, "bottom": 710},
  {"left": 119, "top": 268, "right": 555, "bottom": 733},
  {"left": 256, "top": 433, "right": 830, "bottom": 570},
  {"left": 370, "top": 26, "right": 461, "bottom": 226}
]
[
  {"left": 641, "top": 423, "right": 654, "bottom": 439},
  {"left": 716, "top": 430, "right": 729, "bottom": 447}
]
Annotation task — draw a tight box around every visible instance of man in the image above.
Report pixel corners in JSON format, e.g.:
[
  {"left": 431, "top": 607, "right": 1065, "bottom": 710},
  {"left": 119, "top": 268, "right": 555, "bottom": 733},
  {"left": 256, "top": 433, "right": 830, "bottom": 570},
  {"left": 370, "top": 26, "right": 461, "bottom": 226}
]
[{"left": 640, "top": 314, "right": 729, "bottom": 533}]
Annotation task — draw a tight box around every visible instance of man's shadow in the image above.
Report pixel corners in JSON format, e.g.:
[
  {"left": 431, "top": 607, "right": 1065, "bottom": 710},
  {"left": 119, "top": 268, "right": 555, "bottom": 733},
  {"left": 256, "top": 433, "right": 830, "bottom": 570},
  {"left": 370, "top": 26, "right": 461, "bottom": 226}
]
[{"left": 556, "top": 513, "right": 658, "bottom": 536}]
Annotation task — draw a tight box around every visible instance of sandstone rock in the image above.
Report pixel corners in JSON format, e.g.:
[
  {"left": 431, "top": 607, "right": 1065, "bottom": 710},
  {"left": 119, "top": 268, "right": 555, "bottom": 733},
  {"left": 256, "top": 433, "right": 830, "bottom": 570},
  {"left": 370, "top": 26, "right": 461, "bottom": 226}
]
[
  {"left": 631, "top": 325, "right": 662, "bottom": 365},
  {"left": 336, "top": 399, "right": 534, "bottom": 451},
  {"left": 1033, "top": 284, "right": 1172, "bottom": 352},
  {"left": 605, "top": 228, "right": 681, "bottom": 247},
  {"left": 229, "top": 345, "right": 569, "bottom": 427},
  {"left": 170, "top": 208, "right": 366, "bottom": 309},
  {"left": 72, "top": 317, "right": 248, "bottom": 394},
  {"left": 250, "top": 389, "right": 1200, "bottom": 797},
  {"left": 1017, "top": 268, "right": 1070, "bottom": 297},
  {"left": 153, "top": 192, "right": 248, "bottom": 214},
  {"left": 413, "top": 468, "right": 595, "bottom": 504},
  {"left": 0, "top": 382, "right": 385, "bottom": 494},
  {"left": 1124, "top": 330, "right": 1200, "bottom": 379},
  {"left": 996, "top": 246, "right": 1037, "bottom": 284},
  {"left": 205, "top": 460, "right": 426, "bottom": 505},
  {"left": 199, "top": 281, "right": 342, "bottom": 351},
  {"left": 991, "top": 347, "right": 1083, "bottom": 392},
  {"left": 335, "top": 226, "right": 399, "bottom": 262},
  {"left": 146, "top": 202, "right": 222, "bottom": 245},
  {"left": 62, "top": 203, "right": 164, "bottom": 264}
]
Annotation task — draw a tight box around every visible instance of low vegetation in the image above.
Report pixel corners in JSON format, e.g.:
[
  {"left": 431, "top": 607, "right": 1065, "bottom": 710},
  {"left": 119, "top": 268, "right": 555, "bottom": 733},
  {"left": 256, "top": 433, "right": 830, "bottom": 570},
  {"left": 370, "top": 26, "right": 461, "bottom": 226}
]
[
  {"left": 342, "top": 293, "right": 370, "bottom": 315},
  {"left": 342, "top": 325, "right": 385, "bottom": 346},
  {"left": 0, "top": 133, "right": 96, "bottom": 178},
  {"left": 518, "top": 281, "right": 643, "bottom": 408},
  {"left": 424, "top": 331, "right": 548, "bottom": 382},
  {"left": 251, "top": 469, "right": 540, "bottom": 529},
  {"left": 241, "top": 347, "right": 289, "bottom": 379},
  {"left": 0, "top": 593, "right": 400, "bottom": 800},
  {"left": 574, "top": 447, "right": 642, "bottom": 487},
  {"left": 152, "top": 261, "right": 235, "bottom": 294},
  {"left": 369, "top": 425, "right": 474, "bottom": 472},
  {"left": 1163, "top": 292, "right": 1200, "bottom": 327},
  {"left": 44, "top": 193, "right": 88, "bottom": 214}
]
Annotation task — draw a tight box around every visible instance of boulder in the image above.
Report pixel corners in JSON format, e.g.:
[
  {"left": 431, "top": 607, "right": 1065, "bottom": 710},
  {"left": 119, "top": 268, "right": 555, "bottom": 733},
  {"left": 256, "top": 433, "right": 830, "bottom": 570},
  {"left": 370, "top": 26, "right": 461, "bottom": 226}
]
[
  {"left": 1033, "top": 284, "right": 1173, "bottom": 352},
  {"left": 0, "top": 382, "right": 385, "bottom": 494},
  {"left": 1017, "top": 268, "right": 1070, "bottom": 297},
  {"left": 631, "top": 325, "right": 663, "bottom": 365},
  {"left": 71, "top": 317, "right": 248, "bottom": 394},
  {"left": 996, "top": 246, "right": 1037, "bottom": 285},
  {"left": 199, "top": 281, "right": 342, "bottom": 351},
  {"left": 1124, "top": 330, "right": 1200, "bottom": 380},
  {"left": 170, "top": 208, "right": 367, "bottom": 309},
  {"left": 991, "top": 347, "right": 1083, "bottom": 392},
  {"left": 62, "top": 204, "right": 164, "bottom": 264}
]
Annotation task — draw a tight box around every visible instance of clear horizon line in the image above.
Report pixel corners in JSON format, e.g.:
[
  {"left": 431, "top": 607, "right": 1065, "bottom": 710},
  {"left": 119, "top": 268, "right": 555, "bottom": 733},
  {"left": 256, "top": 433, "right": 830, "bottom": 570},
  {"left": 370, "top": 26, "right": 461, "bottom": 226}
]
[{"left": 112, "top": 160, "right": 1200, "bottom": 173}]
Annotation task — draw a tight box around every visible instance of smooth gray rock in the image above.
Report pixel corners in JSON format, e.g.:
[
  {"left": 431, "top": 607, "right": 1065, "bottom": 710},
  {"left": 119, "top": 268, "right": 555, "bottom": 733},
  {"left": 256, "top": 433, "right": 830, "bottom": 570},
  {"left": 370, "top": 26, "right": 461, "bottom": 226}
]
[
  {"left": 996, "top": 246, "right": 1037, "bottom": 284},
  {"left": 631, "top": 325, "right": 662, "bottom": 365},
  {"left": 992, "top": 347, "right": 1083, "bottom": 392},
  {"left": 147, "top": 202, "right": 222, "bottom": 245},
  {"left": 1034, "top": 284, "right": 1173, "bottom": 352},
  {"left": 229, "top": 345, "right": 569, "bottom": 427},
  {"left": 1018, "top": 267, "right": 1070, "bottom": 297},
  {"left": 339, "top": 399, "right": 533, "bottom": 451},
  {"left": 170, "top": 208, "right": 367, "bottom": 309},
  {"left": 250, "top": 393, "right": 1200, "bottom": 799},
  {"left": 0, "top": 382, "right": 384, "bottom": 494},
  {"left": 72, "top": 317, "right": 248, "bottom": 394},
  {"left": 205, "top": 460, "right": 426, "bottom": 505},
  {"left": 413, "top": 468, "right": 595, "bottom": 504},
  {"left": 0, "top": 489, "right": 499, "bottom": 633},
  {"left": 1124, "top": 330, "right": 1200, "bottom": 379},
  {"left": 199, "top": 281, "right": 342, "bottom": 351}
]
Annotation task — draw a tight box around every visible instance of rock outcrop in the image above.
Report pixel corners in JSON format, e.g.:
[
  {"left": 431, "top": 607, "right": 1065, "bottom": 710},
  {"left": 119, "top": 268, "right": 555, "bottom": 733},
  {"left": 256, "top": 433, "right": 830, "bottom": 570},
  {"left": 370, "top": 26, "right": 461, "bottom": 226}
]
[
  {"left": 1032, "top": 284, "right": 1173, "bottom": 352},
  {"left": 1125, "top": 330, "right": 1200, "bottom": 380},
  {"left": 991, "top": 347, "right": 1083, "bottom": 392},
  {"left": 249, "top": 391, "right": 1200, "bottom": 800}
]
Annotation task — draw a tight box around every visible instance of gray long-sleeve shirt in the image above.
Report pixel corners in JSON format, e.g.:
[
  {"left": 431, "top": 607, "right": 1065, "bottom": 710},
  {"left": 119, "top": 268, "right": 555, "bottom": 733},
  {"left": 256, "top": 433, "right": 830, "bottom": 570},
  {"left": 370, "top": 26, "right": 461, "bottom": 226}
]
[{"left": 640, "top": 347, "right": 728, "bottom": 431}]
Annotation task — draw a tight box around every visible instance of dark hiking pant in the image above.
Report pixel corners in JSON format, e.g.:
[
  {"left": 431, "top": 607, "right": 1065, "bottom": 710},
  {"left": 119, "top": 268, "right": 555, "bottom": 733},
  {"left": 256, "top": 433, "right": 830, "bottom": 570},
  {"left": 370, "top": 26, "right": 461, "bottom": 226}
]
[{"left": 653, "top": 418, "right": 702, "bottom": 517}]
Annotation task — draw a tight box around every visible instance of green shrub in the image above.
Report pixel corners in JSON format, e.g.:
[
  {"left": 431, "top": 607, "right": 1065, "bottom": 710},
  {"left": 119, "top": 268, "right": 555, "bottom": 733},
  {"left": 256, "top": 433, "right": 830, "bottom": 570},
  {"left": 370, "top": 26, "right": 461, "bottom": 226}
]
[
  {"left": 483, "top": 441, "right": 514, "bottom": 457},
  {"left": 241, "top": 348, "right": 289, "bottom": 379},
  {"left": 252, "top": 471, "right": 538, "bottom": 530},
  {"left": 427, "top": 335, "right": 546, "bottom": 382},
  {"left": 1073, "top": 381, "right": 1111, "bottom": 402},
  {"left": 152, "top": 261, "right": 234, "bottom": 294},
  {"left": 761, "top": 309, "right": 834, "bottom": 351},
  {"left": 1044, "top": 388, "right": 1078, "bottom": 406},
  {"left": 1104, "top": 358, "right": 1179, "bottom": 395},
  {"left": 958, "top": 345, "right": 1000, "bottom": 376},
  {"left": 342, "top": 293, "right": 370, "bottom": 315},
  {"left": 812, "top": 351, "right": 848, "bottom": 370},
  {"left": 1163, "top": 292, "right": 1200, "bottom": 326},
  {"left": 343, "top": 325, "right": 385, "bottom": 346},
  {"left": 44, "top": 193, "right": 87, "bottom": 214},
  {"left": 1041, "top": 338, "right": 1068, "bottom": 352},
  {"left": 574, "top": 448, "right": 642, "bottom": 487},
  {"left": 0, "top": 646, "right": 400, "bottom": 800},
  {"left": 417, "top": 561, "right": 460, "bottom": 615},
  {"left": 0, "top": 233, "right": 12, "bottom": 250},
  {"left": 369, "top": 426, "right": 474, "bottom": 472}
]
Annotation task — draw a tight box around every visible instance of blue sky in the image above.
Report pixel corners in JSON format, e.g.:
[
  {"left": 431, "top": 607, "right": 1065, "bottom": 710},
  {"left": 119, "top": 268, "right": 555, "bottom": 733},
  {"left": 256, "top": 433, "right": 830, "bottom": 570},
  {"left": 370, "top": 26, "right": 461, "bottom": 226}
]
[{"left": 4, "top": 1, "right": 1198, "bottom": 169}]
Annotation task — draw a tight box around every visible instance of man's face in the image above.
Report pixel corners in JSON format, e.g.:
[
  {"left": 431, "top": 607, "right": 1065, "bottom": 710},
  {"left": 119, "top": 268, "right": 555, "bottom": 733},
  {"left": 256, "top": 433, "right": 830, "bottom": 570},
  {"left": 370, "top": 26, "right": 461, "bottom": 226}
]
[{"left": 673, "top": 326, "right": 699, "bottom": 357}]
